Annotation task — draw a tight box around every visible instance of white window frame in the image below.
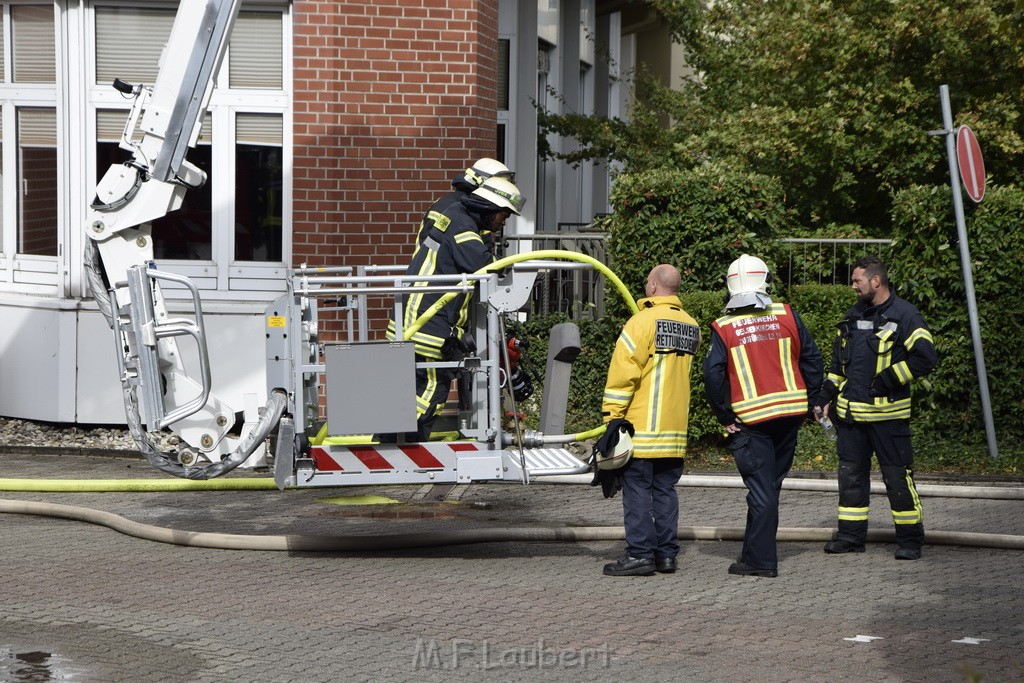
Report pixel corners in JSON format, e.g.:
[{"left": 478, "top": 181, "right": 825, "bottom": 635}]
[
  {"left": 82, "top": 0, "right": 291, "bottom": 302},
  {"left": 0, "top": 1, "right": 63, "bottom": 295}
]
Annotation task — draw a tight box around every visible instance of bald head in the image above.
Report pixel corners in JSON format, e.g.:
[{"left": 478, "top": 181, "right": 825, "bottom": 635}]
[{"left": 645, "top": 264, "right": 681, "bottom": 297}]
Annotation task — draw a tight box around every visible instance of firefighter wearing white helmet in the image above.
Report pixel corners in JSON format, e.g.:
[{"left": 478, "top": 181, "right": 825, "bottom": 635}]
[
  {"left": 414, "top": 158, "right": 514, "bottom": 245},
  {"left": 704, "top": 254, "right": 823, "bottom": 577},
  {"left": 384, "top": 175, "right": 527, "bottom": 442}
]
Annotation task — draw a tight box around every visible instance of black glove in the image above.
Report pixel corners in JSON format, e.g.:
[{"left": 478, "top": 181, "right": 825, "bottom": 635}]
[
  {"left": 813, "top": 380, "right": 839, "bottom": 409},
  {"left": 589, "top": 455, "right": 625, "bottom": 498},
  {"left": 441, "top": 330, "right": 476, "bottom": 361},
  {"left": 870, "top": 368, "right": 900, "bottom": 397}
]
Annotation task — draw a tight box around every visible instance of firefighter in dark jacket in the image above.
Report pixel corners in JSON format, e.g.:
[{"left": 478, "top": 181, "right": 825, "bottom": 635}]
[
  {"left": 385, "top": 176, "right": 526, "bottom": 442},
  {"left": 414, "top": 158, "right": 514, "bottom": 246},
  {"left": 815, "top": 255, "right": 938, "bottom": 560},
  {"left": 704, "top": 255, "right": 823, "bottom": 577}
]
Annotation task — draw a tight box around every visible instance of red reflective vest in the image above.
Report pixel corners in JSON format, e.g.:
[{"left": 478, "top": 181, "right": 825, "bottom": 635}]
[{"left": 710, "top": 303, "right": 809, "bottom": 425}]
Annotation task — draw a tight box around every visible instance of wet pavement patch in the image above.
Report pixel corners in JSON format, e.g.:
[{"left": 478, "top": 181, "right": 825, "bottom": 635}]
[{"left": 0, "top": 649, "right": 86, "bottom": 682}]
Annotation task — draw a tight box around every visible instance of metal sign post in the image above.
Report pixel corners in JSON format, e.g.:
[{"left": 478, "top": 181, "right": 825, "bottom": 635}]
[{"left": 936, "top": 84, "right": 999, "bottom": 458}]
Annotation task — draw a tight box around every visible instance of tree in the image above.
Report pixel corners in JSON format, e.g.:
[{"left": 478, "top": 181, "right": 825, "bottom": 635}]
[
  {"left": 539, "top": 0, "right": 1024, "bottom": 235},
  {"left": 534, "top": 0, "right": 1024, "bottom": 453}
]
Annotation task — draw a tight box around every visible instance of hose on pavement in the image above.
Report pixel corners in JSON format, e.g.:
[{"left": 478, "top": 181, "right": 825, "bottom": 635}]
[{"left": 0, "top": 497, "right": 1021, "bottom": 552}]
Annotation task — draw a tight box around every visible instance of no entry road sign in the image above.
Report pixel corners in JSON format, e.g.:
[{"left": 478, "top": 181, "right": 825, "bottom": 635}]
[{"left": 956, "top": 125, "right": 986, "bottom": 203}]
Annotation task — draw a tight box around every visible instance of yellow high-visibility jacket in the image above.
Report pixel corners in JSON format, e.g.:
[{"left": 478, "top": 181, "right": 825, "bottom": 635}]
[{"left": 601, "top": 295, "right": 700, "bottom": 458}]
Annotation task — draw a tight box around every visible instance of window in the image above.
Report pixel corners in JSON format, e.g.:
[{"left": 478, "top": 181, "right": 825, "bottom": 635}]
[
  {"left": 496, "top": 37, "right": 511, "bottom": 164},
  {"left": 95, "top": 109, "right": 214, "bottom": 260},
  {"left": 0, "top": 3, "right": 59, "bottom": 283},
  {"left": 234, "top": 113, "right": 282, "bottom": 262},
  {"left": 0, "top": 2, "right": 289, "bottom": 297},
  {"left": 18, "top": 107, "right": 57, "bottom": 256},
  {"left": 94, "top": 6, "right": 172, "bottom": 85},
  {"left": 89, "top": 4, "right": 290, "bottom": 294},
  {"left": 498, "top": 39, "right": 510, "bottom": 111},
  {"left": 12, "top": 5, "right": 55, "bottom": 83},
  {"left": 230, "top": 11, "right": 283, "bottom": 89}
]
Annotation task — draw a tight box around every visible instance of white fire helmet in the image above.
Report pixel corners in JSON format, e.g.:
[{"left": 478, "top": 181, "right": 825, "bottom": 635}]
[
  {"left": 725, "top": 254, "right": 773, "bottom": 310},
  {"left": 463, "top": 158, "right": 514, "bottom": 187},
  {"left": 596, "top": 426, "right": 634, "bottom": 470},
  {"left": 471, "top": 177, "right": 526, "bottom": 216}
]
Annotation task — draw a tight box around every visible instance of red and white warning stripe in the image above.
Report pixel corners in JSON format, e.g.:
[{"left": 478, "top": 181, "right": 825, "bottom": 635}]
[{"left": 310, "top": 441, "right": 483, "bottom": 473}]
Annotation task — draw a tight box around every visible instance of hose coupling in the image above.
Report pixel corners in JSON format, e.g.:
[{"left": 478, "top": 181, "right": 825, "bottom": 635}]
[{"left": 502, "top": 429, "right": 545, "bottom": 449}]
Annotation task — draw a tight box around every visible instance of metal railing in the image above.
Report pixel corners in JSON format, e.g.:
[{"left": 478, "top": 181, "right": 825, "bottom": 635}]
[
  {"left": 778, "top": 238, "right": 892, "bottom": 288},
  {"left": 505, "top": 227, "right": 893, "bottom": 319},
  {"left": 505, "top": 222, "right": 608, "bottom": 319}
]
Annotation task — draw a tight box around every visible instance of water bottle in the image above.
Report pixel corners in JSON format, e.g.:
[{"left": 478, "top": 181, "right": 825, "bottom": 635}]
[{"left": 818, "top": 414, "right": 838, "bottom": 441}]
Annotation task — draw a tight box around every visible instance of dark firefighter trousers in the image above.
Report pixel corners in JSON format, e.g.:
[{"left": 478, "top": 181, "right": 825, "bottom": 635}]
[
  {"left": 412, "top": 358, "right": 455, "bottom": 441},
  {"left": 621, "top": 457, "right": 685, "bottom": 561},
  {"left": 728, "top": 415, "right": 803, "bottom": 572},
  {"left": 835, "top": 419, "right": 924, "bottom": 550}
]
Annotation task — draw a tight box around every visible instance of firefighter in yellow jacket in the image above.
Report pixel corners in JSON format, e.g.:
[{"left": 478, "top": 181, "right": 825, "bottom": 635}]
[{"left": 601, "top": 264, "right": 700, "bottom": 577}]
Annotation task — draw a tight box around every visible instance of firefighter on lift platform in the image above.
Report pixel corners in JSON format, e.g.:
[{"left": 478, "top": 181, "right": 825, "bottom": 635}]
[
  {"left": 384, "top": 176, "right": 527, "bottom": 442},
  {"left": 704, "top": 255, "right": 823, "bottom": 577},
  {"left": 414, "top": 158, "right": 514, "bottom": 246},
  {"left": 815, "top": 255, "right": 938, "bottom": 560}
]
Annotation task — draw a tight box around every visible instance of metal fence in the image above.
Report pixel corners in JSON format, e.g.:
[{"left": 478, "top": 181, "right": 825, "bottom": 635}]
[
  {"left": 778, "top": 238, "right": 892, "bottom": 288},
  {"left": 505, "top": 223, "right": 608, "bottom": 319},
  {"left": 505, "top": 228, "right": 892, "bottom": 319}
]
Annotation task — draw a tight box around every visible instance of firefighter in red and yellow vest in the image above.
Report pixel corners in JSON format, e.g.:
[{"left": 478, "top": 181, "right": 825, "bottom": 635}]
[{"left": 704, "top": 255, "right": 823, "bottom": 577}]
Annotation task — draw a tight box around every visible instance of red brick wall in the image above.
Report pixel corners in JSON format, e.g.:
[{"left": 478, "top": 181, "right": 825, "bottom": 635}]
[{"left": 291, "top": 1, "right": 499, "bottom": 269}]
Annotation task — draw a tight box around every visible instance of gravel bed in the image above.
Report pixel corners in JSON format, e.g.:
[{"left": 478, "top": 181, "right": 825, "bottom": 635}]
[{"left": 0, "top": 416, "right": 171, "bottom": 453}]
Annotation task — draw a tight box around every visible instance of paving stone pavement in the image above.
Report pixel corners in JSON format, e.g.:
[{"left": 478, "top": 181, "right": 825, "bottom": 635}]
[{"left": 0, "top": 451, "right": 1022, "bottom": 682}]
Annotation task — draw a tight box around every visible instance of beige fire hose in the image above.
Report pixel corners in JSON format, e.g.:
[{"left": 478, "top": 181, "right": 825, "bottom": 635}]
[{"left": 1, "top": 497, "right": 1021, "bottom": 552}]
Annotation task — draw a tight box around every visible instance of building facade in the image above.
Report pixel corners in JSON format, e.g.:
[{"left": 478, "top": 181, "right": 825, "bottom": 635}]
[{"left": 0, "top": 0, "right": 675, "bottom": 424}]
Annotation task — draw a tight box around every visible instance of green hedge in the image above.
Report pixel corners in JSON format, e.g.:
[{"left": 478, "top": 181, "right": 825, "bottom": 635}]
[
  {"left": 512, "top": 164, "right": 854, "bottom": 443},
  {"left": 602, "top": 164, "right": 792, "bottom": 318},
  {"left": 511, "top": 177, "right": 1024, "bottom": 466},
  {"left": 890, "top": 184, "right": 1024, "bottom": 444},
  {"left": 510, "top": 312, "right": 619, "bottom": 434},
  {"left": 786, "top": 283, "right": 856, "bottom": 349}
]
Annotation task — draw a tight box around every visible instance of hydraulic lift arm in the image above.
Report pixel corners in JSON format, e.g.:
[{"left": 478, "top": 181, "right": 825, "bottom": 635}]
[
  {"left": 81, "top": 1, "right": 593, "bottom": 487},
  {"left": 84, "top": 0, "right": 285, "bottom": 479}
]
